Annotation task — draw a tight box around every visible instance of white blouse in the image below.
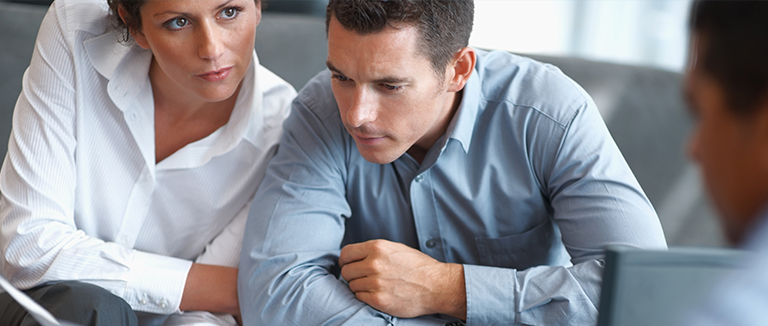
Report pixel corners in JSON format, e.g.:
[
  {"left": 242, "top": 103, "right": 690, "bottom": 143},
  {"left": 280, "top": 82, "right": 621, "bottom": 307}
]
[{"left": 0, "top": 0, "right": 295, "bottom": 318}]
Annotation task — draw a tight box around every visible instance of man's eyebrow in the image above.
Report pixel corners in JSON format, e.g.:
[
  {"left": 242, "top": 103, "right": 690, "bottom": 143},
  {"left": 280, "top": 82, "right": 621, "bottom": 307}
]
[
  {"left": 326, "top": 61, "right": 344, "bottom": 75},
  {"left": 326, "top": 61, "right": 411, "bottom": 84},
  {"left": 373, "top": 76, "right": 411, "bottom": 85}
]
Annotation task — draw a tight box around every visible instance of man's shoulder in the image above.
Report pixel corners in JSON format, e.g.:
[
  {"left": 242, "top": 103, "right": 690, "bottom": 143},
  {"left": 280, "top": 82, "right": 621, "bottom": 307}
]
[
  {"left": 474, "top": 49, "right": 591, "bottom": 126},
  {"left": 284, "top": 69, "right": 349, "bottom": 148},
  {"left": 295, "top": 69, "right": 340, "bottom": 120}
]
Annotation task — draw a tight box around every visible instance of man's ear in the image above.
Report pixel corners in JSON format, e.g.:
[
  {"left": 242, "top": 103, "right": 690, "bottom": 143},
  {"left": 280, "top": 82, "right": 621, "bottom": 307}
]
[
  {"left": 118, "top": 6, "right": 149, "bottom": 50},
  {"left": 445, "top": 47, "right": 476, "bottom": 93}
]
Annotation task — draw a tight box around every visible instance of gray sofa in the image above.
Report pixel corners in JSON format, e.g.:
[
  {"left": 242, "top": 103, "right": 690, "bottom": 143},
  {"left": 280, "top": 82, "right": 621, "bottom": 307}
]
[{"left": 0, "top": 1, "right": 723, "bottom": 247}]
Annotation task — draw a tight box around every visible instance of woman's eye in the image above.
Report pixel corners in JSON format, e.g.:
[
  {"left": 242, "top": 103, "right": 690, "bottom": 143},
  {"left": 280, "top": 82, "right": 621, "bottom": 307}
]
[
  {"left": 165, "top": 17, "right": 189, "bottom": 30},
  {"left": 220, "top": 7, "right": 240, "bottom": 19}
]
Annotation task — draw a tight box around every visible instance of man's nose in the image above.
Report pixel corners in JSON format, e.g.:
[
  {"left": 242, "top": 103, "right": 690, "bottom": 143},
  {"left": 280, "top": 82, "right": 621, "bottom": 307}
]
[{"left": 346, "top": 88, "right": 377, "bottom": 128}]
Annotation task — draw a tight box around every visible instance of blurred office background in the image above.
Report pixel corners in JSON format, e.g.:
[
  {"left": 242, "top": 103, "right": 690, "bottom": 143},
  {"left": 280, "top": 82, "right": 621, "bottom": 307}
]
[
  {"left": 2, "top": 0, "right": 693, "bottom": 72},
  {"left": 266, "top": 0, "right": 694, "bottom": 72},
  {"left": 471, "top": 0, "right": 692, "bottom": 72}
]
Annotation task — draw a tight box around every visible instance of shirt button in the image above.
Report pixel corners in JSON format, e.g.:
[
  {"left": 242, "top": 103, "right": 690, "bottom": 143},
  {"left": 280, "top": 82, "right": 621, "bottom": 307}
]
[
  {"left": 426, "top": 239, "right": 437, "bottom": 248},
  {"left": 158, "top": 300, "right": 168, "bottom": 309},
  {"left": 415, "top": 175, "right": 424, "bottom": 183}
]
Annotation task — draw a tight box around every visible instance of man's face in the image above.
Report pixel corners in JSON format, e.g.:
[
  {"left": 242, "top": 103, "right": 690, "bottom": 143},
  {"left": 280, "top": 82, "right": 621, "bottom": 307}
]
[
  {"left": 685, "top": 32, "right": 768, "bottom": 243},
  {"left": 326, "top": 17, "right": 457, "bottom": 164}
]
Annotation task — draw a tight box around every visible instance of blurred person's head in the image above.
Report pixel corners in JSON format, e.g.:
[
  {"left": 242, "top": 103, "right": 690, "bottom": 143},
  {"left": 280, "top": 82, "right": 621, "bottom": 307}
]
[
  {"left": 323, "top": 0, "right": 476, "bottom": 164},
  {"left": 685, "top": 0, "right": 768, "bottom": 244}
]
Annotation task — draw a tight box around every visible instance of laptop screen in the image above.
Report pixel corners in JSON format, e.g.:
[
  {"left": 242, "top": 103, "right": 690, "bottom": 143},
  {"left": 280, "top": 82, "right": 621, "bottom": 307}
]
[{"left": 596, "top": 245, "right": 747, "bottom": 326}]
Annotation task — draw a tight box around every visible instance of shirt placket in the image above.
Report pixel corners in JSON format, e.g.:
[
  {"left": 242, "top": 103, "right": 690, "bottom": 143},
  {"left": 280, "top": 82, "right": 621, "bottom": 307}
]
[
  {"left": 116, "top": 166, "right": 155, "bottom": 248},
  {"left": 410, "top": 170, "right": 446, "bottom": 262},
  {"left": 116, "top": 96, "right": 156, "bottom": 249}
]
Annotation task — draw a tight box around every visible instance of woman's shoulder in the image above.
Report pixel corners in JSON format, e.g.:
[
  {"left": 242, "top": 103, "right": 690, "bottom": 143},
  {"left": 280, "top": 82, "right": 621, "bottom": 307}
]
[{"left": 51, "top": 0, "right": 111, "bottom": 37}]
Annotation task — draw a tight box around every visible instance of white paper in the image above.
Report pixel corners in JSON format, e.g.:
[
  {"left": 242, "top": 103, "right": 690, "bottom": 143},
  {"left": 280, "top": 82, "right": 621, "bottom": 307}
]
[{"left": 0, "top": 275, "right": 81, "bottom": 326}]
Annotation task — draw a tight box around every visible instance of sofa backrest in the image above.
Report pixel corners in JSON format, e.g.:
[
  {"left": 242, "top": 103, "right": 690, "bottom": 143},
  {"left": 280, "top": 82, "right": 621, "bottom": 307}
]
[{"left": 0, "top": 1, "right": 46, "bottom": 166}]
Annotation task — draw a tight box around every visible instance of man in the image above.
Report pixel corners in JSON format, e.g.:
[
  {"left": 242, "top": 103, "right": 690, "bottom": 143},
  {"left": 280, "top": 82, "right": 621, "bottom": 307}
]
[
  {"left": 681, "top": 1, "right": 768, "bottom": 325},
  {"left": 239, "top": 1, "right": 666, "bottom": 325}
]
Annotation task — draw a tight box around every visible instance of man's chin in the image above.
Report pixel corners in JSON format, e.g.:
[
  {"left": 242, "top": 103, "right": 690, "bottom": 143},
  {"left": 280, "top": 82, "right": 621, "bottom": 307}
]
[{"left": 358, "top": 148, "right": 404, "bottom": 165}]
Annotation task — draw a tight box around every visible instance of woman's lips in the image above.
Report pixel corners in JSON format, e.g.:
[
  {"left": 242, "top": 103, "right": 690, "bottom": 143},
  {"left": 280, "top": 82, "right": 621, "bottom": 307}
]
[{"left": 196, "top": 67, "right": 233, "bottom": 82}]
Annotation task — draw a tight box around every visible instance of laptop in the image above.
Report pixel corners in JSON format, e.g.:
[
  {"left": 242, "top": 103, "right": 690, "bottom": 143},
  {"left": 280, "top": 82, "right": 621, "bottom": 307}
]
[{"left": 596, "top": 245, "right": 748, "bottom": 326}]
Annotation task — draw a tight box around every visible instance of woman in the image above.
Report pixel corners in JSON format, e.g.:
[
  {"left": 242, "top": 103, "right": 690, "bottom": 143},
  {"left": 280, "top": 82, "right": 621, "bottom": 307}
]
[{"left": 0, "top": 0, "right": 295, "bottom": 324}]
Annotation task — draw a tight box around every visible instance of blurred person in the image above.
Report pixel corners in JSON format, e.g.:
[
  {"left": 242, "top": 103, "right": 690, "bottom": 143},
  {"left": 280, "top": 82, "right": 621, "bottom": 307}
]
[
  {"left": 238, "top": 0, "right": 667, "bottom": 325},
  {"left": 0, "top": 0, "right": 296, "bottom": 325},
  {"left": 682, "top": 0, "right": 768, "bottom": 325}
]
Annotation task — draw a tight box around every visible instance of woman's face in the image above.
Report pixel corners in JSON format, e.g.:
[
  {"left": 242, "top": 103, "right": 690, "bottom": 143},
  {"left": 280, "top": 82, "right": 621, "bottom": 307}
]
[{"left": 128, "top": 0, "right": 260, "bottom": 103}]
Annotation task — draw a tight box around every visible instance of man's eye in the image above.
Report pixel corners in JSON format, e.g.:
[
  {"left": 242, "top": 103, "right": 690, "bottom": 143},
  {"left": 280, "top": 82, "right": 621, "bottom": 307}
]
[
  {"left": 333, "top": 74, "right": 350, "bottom": 82},
  {"left": 165, "top": 17, "right": 189, "bottom": 30},
  {"left": 382, "top": 84, "right": 402, "bottom": 91}
]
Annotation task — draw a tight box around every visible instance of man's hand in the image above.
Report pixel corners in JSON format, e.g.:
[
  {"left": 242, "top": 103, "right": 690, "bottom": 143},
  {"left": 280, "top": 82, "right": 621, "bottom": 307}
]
[{"left": 339, "top": 239, "right": 467, "bottom": 320}]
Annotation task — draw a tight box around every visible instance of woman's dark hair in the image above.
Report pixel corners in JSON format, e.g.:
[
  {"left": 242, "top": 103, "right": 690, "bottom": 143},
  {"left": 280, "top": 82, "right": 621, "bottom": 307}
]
[
  {"left": 326, "top": 0, "right": 474, "bottom": 77},
  {"left": 107, "top": 0, "right": 145, "bottom": 43},
  {"left": 690, "top": 0, "right": 768, "bottom": 114}
]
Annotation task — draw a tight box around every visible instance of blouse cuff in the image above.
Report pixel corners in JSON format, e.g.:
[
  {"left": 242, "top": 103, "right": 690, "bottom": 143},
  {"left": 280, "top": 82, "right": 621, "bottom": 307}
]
[{"left": 125, "top": 250, "right": 193, "bottom": 314}]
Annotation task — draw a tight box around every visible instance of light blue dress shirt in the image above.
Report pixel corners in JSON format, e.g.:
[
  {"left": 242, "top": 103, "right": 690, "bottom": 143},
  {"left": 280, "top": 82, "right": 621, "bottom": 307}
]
[{"left": 239, "top": 50, "right": 667, "bottom": 325}]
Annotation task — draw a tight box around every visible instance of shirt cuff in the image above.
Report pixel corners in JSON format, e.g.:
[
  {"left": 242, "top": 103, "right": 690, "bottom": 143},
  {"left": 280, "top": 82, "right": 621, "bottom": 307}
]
[
  {"left": 124, "top": 250, "right": 193, "bottom": 314},
  {"left": 463, "top": 264, "right": 515, "bottom": 325}
]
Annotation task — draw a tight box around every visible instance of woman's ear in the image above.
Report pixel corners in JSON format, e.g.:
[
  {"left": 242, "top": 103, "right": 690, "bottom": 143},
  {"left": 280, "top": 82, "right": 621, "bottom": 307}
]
[
  {"left": 118, "top": 5, "right": 149, "bottom": 49},
  {"left": 445, "top": 47, "right": 477, "bottom": 93}
]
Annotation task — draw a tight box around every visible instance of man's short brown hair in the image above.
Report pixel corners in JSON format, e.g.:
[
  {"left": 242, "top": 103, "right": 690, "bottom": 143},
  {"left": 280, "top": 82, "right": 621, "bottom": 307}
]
[{"left": 326, "top": 0, "right": 474, "bottom": 77}]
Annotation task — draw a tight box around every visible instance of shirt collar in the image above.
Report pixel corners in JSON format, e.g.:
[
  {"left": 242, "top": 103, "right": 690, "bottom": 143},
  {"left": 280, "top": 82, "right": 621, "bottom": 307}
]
[
  {"left": 84, "top": 31, "right": 133, "bottom": 80},
  {"left": 84, "top": 32, "right": 152, "bottom": 113},
  {"left": 156, "top": 52, "right": 261, "bottom": 171},
  {"left": 742, "top": 204, "right": 768, "bottom": 250},
  {"left": 85, "top": 30, "right": 264, "bottom": 170},
  {"left": 443, "top": 67, "right": 482, "bottom": 154}
]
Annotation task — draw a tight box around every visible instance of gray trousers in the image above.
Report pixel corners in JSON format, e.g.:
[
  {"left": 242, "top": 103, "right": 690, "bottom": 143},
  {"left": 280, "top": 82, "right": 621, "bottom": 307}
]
[{"left": 0, "top": 281, "right": 138, "bottom": 326}]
